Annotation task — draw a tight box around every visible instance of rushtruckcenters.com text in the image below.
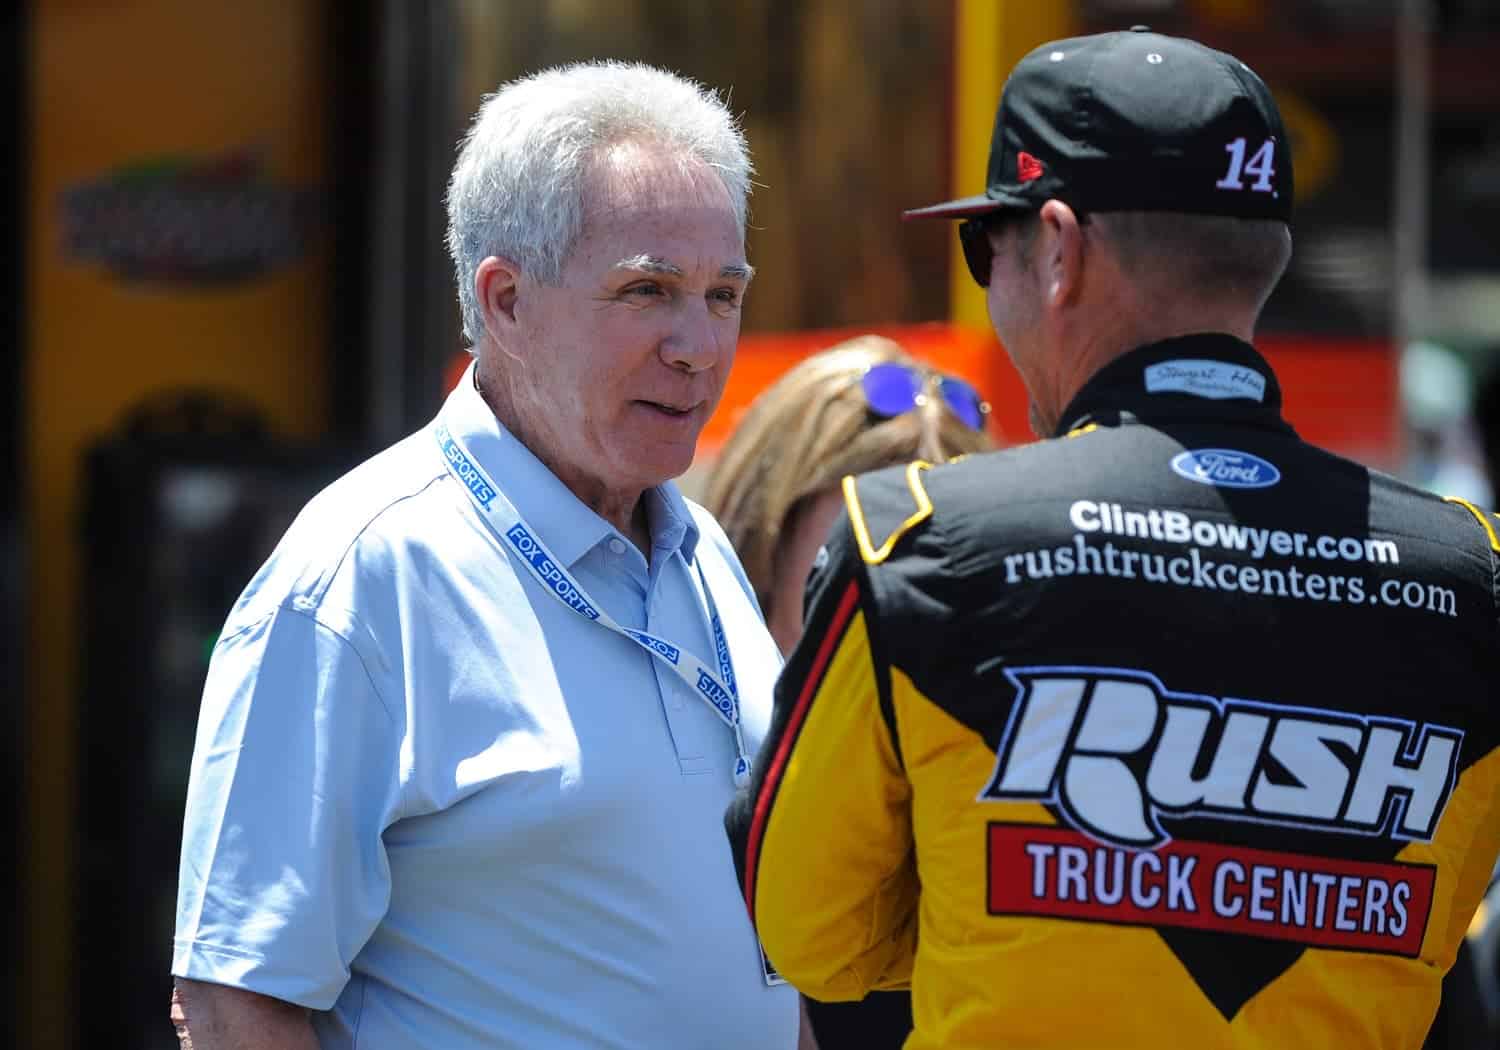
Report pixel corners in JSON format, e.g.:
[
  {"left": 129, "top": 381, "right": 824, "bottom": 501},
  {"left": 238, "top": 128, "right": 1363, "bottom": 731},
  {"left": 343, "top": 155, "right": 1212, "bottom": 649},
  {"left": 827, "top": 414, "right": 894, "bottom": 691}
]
[{"left": 994, "top": 503, "right": 1456, "bottom": 618}]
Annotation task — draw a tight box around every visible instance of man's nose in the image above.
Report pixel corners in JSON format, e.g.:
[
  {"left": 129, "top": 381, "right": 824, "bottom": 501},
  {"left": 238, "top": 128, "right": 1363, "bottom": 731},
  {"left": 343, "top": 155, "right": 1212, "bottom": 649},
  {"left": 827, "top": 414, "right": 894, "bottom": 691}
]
[{"left": 659, "top": 300, "right": 727, "bottom": 374}]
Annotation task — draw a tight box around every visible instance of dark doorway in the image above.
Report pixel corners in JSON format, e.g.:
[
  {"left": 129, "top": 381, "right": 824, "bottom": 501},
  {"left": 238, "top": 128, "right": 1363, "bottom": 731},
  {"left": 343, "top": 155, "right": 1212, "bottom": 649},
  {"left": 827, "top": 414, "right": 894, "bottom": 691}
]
[{"left": 3, "top": 0, "right": 28, "bottom": 1039}]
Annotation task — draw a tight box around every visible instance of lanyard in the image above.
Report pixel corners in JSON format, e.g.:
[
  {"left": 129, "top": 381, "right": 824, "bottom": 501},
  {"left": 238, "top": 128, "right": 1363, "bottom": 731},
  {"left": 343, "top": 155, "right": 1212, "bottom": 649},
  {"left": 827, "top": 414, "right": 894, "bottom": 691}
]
[{"left": 435, "top": 422, "right": 752, "bottom": 788}]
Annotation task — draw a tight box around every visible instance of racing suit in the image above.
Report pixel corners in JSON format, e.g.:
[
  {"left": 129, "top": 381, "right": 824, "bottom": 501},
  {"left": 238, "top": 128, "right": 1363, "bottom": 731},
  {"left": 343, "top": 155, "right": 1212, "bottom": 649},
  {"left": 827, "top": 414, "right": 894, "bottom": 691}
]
[{"left": 726, "top": 334, "right": 1500, "bottom": 1049}]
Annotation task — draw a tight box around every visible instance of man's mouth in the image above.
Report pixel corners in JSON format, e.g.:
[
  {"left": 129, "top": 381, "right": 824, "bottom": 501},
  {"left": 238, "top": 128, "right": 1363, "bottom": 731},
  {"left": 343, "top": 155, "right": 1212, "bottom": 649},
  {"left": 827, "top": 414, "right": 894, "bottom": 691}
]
[{"left": 639, "top": 400, "right": 696, "bottom": 417}]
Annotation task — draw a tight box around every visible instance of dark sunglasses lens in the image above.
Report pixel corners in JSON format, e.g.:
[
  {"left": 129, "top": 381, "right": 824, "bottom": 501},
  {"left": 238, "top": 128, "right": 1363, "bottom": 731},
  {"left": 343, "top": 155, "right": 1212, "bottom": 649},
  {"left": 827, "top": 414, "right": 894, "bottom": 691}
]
[
  {"left": 959, "top": 219, "right": 993, "bottom": 288},
  {"left": 939, "top": 376, "right": 987, "bottom": 430},
  {"left": 862, "top": 363, "right": 922, "bottom": 418}
]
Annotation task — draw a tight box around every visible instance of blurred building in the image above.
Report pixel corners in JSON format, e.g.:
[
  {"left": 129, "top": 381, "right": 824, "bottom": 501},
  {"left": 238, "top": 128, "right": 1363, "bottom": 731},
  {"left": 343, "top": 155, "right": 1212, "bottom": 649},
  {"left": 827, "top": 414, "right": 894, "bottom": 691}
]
[{"left": 8, "top": 1, "right": 1500, "bottom": 1047}]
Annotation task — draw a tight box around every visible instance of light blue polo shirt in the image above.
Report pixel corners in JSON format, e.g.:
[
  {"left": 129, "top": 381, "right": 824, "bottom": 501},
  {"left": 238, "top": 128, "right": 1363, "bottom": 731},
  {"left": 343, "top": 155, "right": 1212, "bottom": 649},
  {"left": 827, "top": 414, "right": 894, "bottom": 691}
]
[{"left": 172, "top": 364, "right": 798, "bottom": 1049}]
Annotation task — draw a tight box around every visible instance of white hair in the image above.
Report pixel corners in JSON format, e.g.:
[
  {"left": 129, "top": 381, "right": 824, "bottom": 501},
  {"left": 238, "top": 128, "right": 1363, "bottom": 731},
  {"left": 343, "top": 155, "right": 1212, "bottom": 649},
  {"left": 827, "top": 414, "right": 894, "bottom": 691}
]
[{"left": 445, "top": 60, "right": 753, "bottom": 346}]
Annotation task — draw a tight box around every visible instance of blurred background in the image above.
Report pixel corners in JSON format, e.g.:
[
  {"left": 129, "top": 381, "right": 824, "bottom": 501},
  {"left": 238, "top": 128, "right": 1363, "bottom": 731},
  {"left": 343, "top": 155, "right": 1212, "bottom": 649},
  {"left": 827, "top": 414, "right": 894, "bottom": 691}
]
[{"left": 7, "top": 0, "right": 1500, "bottom": 1046}]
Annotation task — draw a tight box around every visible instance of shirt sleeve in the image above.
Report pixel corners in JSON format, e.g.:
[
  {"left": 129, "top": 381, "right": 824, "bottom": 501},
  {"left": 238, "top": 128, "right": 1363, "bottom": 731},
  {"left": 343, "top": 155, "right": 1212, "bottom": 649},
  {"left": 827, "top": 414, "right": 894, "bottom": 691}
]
[
  {"left": 172, "top": 602, "right": 403, "bottom": 1010},
  {"left": 725, "top": 499, "right": 917, "bottom": 1002}
]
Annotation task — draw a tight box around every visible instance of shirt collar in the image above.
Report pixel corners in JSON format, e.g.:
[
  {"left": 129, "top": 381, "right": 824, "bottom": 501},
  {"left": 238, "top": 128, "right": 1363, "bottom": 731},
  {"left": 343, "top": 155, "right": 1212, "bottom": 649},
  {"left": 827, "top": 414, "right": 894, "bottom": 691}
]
[
  {"left": 436, "top": 359, "right": 700, "bottom": 567},
  {"left": 1054, "top": 333, "right": 1296, "bottom": 439},
  {"left": 643, "top": 483, "right": 700, "bottom": 562}
]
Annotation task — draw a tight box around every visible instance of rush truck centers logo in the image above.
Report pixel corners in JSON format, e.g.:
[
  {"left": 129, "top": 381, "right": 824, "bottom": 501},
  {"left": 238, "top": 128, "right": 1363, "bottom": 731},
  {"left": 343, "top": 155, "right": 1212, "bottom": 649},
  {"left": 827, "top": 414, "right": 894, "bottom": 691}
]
[
  {"left": 986, "top": 822, "right": 1434, "bottom": 957},
  {"left": 980, "top": 667, "right": 1461, "bottom": 849},
  {"left": 978, "top": 666, "right": 1458, "bottom": 961}
]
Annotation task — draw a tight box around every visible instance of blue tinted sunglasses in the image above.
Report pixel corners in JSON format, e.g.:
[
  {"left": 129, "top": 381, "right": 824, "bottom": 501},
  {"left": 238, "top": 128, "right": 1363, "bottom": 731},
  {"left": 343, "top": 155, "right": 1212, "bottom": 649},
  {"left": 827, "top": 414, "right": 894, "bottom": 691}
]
[{"left": 861, "top": 362, "right": 990, "bottom": 431}]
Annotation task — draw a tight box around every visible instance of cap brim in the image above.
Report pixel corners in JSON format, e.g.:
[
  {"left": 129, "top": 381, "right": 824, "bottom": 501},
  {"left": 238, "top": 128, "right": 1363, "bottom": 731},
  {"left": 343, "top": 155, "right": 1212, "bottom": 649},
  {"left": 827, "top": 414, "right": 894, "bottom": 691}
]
[{"left": 902, "top": 193, "right": 1018, "bottom": 221}]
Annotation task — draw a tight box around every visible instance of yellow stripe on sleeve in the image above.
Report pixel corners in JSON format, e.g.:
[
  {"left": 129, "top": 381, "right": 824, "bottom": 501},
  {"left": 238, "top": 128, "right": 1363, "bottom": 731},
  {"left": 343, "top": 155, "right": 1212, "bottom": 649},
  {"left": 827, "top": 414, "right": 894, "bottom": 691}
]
[
  {"left": 842, "top": 461, "right": 934, "bottom": 565},
  {"left": 1444, "top": 496, "right": 1500, "bottom": 553}
]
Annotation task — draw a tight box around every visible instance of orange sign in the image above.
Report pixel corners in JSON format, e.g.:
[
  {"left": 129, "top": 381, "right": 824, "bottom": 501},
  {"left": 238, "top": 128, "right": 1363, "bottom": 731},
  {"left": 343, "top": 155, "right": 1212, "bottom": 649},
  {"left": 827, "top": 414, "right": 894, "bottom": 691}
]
[
  {"left": 446, "top": 325, "right": 1397, "bottom": 469},
  {"left": 710, "top": 325, "right": 1396, "bottom": 468}
]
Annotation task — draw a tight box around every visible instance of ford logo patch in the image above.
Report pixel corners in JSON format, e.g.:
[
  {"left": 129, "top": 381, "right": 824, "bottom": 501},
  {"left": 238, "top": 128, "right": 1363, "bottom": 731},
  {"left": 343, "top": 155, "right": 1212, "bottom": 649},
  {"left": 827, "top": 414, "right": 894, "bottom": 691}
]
[{"left": 1170, "top": 448, "right": 1281, "bottom": 489}]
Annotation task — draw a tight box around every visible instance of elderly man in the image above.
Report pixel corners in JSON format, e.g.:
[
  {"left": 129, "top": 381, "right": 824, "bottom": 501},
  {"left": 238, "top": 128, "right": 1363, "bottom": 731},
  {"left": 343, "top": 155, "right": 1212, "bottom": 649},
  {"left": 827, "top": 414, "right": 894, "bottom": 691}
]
[
  {"left": 171, "top": 61, "right": 800, "bottom": 1049},
  {"left": 728, "top": 27, "right": 1500, "bottom": 1049}
]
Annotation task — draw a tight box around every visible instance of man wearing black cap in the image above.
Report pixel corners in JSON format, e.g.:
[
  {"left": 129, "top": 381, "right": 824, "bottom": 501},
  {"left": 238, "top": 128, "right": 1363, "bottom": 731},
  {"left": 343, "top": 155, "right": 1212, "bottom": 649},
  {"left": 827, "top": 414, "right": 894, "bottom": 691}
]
[{"left": 727, "top": 28, "right": 1500, "bottom": 1049}]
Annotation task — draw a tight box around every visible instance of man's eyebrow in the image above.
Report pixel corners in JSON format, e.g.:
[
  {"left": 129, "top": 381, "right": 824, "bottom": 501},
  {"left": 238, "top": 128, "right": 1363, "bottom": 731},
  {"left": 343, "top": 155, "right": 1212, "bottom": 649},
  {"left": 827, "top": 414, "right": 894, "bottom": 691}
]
[
  {"left": 611, "top": 255, "right": 755, "bottom": 282},
  {"left": 613, "top": 254, "right": 683, "bottom": 277}
]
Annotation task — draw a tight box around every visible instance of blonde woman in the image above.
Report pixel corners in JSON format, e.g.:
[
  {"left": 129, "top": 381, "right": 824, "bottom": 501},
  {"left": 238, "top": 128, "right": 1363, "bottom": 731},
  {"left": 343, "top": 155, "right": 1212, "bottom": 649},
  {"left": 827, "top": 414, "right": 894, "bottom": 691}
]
[
  {"left": 706, "top": 334, "right": 995, "bottom": 655},
  {"left": 704, "top": 334, "right": 994, "bottom": 1049}
]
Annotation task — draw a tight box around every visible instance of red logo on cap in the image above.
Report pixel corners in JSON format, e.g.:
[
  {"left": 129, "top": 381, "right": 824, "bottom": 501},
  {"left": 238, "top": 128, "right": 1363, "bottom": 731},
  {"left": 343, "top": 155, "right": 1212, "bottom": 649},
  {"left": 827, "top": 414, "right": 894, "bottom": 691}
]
[{"left": 1017, "top": 151, "right": 1044, "bottom": 183}]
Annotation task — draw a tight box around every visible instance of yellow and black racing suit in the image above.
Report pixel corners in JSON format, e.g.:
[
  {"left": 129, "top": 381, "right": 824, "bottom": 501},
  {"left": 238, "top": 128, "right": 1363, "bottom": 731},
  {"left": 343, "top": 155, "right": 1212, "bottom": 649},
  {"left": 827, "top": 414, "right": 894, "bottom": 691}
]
[{"left": 726, "top": 334, "right": 1500, "bottom": 1049}]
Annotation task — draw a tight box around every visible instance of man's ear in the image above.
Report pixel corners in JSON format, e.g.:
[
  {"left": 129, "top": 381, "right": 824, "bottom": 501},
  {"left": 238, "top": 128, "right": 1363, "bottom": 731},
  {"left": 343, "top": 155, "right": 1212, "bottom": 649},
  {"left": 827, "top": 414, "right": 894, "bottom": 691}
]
[
  {"left": 1038, "top": 199, "right": 1085, "bottom": 310},
  {"left": 475, "top": 256, "right": 523, "bottom": 339}
]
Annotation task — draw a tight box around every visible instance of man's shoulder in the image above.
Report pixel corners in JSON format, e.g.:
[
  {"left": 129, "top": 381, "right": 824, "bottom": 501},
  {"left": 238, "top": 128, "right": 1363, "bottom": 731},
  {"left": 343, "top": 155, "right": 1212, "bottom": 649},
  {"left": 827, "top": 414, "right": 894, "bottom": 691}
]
[
  {"left": 838, "top": 449, "right": 1045, "bottom": 564},
  {"left": 849, "top": 432, "right": 1500, "bottom": 570},
  {"left": 852, "top": 442, "right": 1075, "bottom": 501},
  {"left": 229, "top": 430, "right": 452, "bottom": 623},
  {"left": 1365, "top": 461, "right": 1500, "bottom": 564}
]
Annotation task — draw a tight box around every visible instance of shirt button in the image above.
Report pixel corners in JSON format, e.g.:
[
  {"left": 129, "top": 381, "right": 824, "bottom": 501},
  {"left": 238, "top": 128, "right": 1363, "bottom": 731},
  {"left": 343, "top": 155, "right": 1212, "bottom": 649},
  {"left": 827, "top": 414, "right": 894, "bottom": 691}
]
[{"left": 608, "top": 538, "right": 627, "bottom": 555}]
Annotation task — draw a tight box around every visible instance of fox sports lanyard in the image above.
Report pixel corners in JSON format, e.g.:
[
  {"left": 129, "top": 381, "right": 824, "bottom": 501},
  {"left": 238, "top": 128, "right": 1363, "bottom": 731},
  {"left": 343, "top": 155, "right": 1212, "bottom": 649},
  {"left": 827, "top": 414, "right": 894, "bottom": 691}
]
[{"left": 435, "top": 423, "right": 752, "bottom": 787}]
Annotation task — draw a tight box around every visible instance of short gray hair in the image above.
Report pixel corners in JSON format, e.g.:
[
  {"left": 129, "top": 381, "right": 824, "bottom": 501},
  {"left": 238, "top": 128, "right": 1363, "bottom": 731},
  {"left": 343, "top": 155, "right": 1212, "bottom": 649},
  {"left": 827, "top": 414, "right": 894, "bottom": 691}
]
[
  {"left": 445, "top": 61, "right": 753, "bottom": 346},
  {"left": 1091, "top": 211, "right": 1292, "bottom": 310}
]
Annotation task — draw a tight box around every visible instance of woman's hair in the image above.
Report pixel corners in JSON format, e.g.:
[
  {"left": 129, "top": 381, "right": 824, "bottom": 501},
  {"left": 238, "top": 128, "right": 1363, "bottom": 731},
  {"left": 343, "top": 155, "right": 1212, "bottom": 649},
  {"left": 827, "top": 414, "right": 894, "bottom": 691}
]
[
  {"left": 445, "top": 60, "right": 753, "bottom": 346},
  {"left": 704, "top": 334, "right": 995, "bottom": 612}
]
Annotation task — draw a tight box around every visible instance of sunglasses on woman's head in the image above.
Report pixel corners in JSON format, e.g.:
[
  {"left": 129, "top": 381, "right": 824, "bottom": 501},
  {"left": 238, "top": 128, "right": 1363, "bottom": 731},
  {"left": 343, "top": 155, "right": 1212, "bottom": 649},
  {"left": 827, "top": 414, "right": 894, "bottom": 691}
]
[{"left": 861, "top": 362, "right": 990, "bottom": 431}]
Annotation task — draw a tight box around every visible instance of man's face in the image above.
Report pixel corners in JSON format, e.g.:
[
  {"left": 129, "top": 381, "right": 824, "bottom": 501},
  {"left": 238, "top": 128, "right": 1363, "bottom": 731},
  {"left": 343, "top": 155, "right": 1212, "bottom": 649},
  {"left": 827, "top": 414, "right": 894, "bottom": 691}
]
[
  {"left": 983, "top": 218, "right": 1047, "bottom": 431},
  {"left": 502, "top": 141, "right": 749, "bottom": 503}
]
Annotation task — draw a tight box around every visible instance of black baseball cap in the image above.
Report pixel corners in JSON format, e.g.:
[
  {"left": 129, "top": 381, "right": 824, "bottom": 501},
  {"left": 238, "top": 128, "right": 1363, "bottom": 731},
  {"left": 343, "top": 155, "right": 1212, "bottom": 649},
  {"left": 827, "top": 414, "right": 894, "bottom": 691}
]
[{"left": 905, "top": 27, "right": 1293, "bottom": 223}]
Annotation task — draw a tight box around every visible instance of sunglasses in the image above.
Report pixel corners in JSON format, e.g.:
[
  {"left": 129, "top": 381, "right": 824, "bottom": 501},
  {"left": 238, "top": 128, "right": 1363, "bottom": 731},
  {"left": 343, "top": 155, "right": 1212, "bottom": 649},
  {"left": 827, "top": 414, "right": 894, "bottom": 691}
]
[
  {"left": 861, "top": 362, "right": 990, "bottom": 431},
  {"left": 959, "top": 207, "right": 1089, "bottom": 287},
  {"left": 959, "top": 216, "right": 999, "bottom": 288}
]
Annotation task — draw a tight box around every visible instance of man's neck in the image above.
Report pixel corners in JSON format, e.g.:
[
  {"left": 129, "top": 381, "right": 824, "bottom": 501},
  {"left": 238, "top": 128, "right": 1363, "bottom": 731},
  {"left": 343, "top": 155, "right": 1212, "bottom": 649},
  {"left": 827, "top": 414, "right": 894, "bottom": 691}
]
[
  {"left": 588, "top": 487, "right": 652, "bottom": 554},
  {"left": 475, "top": 359, "right": 652, "bottom": 555},
  {"left": 537, "top": 469, "right": 652, "bottom": 556},
  {"left": 1038, "top": 295, "right": 1260, "bottom": 436}
]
